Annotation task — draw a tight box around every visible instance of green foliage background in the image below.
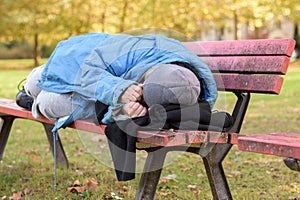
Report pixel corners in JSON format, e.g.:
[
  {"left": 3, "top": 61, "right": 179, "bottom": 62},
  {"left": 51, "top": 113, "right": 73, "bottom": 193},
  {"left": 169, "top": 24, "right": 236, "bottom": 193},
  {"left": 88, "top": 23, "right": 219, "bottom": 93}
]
[{"left": 0, "top": 0, "right": 300, "bottom": 65}]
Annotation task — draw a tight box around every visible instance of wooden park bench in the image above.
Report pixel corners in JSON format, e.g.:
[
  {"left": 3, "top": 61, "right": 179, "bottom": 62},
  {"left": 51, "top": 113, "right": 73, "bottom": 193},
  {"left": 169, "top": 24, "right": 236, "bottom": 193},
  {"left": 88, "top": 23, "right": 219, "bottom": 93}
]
[{"left": 0, "top": 38, "right": 297, "bottom": 199}]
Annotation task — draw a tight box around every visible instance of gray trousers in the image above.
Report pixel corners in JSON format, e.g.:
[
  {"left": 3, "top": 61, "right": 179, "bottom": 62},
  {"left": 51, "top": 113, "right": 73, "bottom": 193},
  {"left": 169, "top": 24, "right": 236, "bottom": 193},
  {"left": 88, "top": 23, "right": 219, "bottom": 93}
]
[{"left": 24, "top": 65, "right": 75, "bottom": 121}]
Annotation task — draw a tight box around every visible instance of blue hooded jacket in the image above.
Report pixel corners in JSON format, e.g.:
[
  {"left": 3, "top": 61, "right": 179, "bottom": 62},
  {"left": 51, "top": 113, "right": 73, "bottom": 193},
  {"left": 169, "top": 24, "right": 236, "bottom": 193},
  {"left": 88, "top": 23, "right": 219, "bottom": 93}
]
[{"left": 37, "top": 33, "right": 218, "bottom": 131}]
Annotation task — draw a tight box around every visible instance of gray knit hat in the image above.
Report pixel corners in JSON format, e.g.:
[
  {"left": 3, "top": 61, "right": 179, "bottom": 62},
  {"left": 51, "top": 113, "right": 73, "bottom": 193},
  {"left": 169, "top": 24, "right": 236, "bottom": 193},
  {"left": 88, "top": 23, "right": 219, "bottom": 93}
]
[{"left": 143, "top": 64, "right": 201, "bottom": 107}]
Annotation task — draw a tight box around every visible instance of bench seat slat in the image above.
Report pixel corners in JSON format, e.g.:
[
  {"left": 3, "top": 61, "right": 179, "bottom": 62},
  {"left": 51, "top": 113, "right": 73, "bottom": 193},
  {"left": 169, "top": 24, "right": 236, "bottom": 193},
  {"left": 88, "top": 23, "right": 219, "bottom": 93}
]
[
  {"left": 202, "top": 56, "right": 290, "bottom": 74},
  {"left": 238, "top": 132, "right": 300, "bottom": 159},
  {"left": 137, "top": 130, "right": 239, "bottom": 147},
  {"left": 183, "top": 38, "right": 295, "bottom": 57},
  {"left": 0, "top": 98, "right": 54, "bottom": 125},
  {"left": 137, "top": 130, "right": 187, "bottom": 146},
  {"left": 214, "top": 74, "right": 283, "bottom": 94},
  {"left": 0, "top": 98, "right": 106, "bottom": 134},
  {"left": 69, "top": 120, "right": 106, "bottom": 134}
]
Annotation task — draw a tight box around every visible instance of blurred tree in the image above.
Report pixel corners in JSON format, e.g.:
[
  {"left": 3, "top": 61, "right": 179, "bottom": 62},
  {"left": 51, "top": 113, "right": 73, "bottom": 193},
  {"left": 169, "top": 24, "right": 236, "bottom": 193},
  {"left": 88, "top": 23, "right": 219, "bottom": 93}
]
[
  {"left": 119, "top": 0, "right": 207, "bottom": 40},
  {"left": 0, "top": 0, "right": 298, "bottom": 63},
  {"left": 274, "top": 0, "right": 300, "bottom": 49},
  {"left": 57, "top": 0, "right": 99, "bottom": 36},
  {"left": 1, "top": 0, "right": 64, "bottom": 66}
]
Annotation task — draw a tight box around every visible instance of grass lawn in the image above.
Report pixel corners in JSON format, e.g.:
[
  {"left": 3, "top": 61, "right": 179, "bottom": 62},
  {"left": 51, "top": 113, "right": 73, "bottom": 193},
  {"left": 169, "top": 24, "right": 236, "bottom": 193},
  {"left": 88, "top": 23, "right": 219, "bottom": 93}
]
[
  {"left": 0, "top": 58, "right": 48, "bottom": 70},
  {"left": 0, "top": 60, "right": 300, "bottom": 199}
]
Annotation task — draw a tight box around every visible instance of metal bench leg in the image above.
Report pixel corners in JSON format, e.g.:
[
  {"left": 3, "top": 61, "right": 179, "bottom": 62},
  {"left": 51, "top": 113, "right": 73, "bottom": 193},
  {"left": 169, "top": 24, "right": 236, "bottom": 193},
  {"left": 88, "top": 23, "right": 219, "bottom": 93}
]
[
  {"left": 0, "top": 116, "right": 15, "bottom": 160},
  {"left": 43, "top": 123, "right": 69, "bottom": 168},
  {"left": 135, "top": 149, "right": 167, "bottom": 200},
  {"left": 202, "top": 144, "right": 233, "bottom": 200}
]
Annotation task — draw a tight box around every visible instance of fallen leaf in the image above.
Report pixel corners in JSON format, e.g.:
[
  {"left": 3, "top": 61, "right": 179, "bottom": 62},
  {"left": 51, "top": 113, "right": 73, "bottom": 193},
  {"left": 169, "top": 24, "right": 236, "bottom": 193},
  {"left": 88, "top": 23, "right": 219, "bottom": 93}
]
[
  {"left": 68, "top": 139, "right": 76, "bottom": 143},
  {"left": 193, "top": 189, "right": 201, "bottom": 194},
  {"left": 73, "top": 180, "right": 81, "bottom": 187},
  {"left": 187, "top": 184, "right": 197, "bottom": 189},
  {"left": 24, "top": 149, "right": 37, "bottom": 155},
  {"left": 22, "top": 188, "right": 32, "bottom": 195},
  {"left": 85, "top": 178, "right": 99, "bottom": 192},
  {"left": 30, "top": 156, "right": 40, "bottom": 162},
  {"left": 157, "top": 191, "right": 173, "bottom": 196},
  {"left": 9, "top": 191, "right": 22, "bottom": 200},
  {"left": 74, "top": 146, "right": 83, "bottom": 156},
  {"left": 115, "top": 181, "right": 123, "bottom": 188},
  {"left": 122, "top": 185, "right": 129, "bottom": 191},
  {"left": 67, "top": 186, "right": 86, "bottom": 194},
  {"left": 181, "top": 167, "right": 191, "bottom": 172},
  {"left": 260, "top": 191, "right": 267, "bottom": 195}
]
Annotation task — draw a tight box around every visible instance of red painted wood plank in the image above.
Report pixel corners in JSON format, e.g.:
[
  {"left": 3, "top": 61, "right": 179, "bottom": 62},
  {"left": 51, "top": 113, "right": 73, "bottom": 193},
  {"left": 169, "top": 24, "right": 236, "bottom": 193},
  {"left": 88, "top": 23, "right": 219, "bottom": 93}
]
[
  {"left": 214, "top": 74, "right": 284, "bottom": 94},
  {"left": 187, "top": 131, "right": 239, "bottom": 145},
  {"left": 136, "top": 130, "right": 239, "bottom": 146},
  {"left": 183, "top": 38, "right": 295, "bottom": 56},
  {"left": 70, "top": 120, "right": 106, "bottom": 134},
  {"left": 0, "top": 98, "right": 105, "bottom": 134},
  {"left": 136, "top": 130, "right": 186, "bottom": 146},
  {"left": 202, "top": 56, "right": 290, "bottom": 74},
  {"left": 0, "top": 98, "right": 54, "bottom": 124},
  {"left": 238, "top": 132, "right": 300, "bottom": 159}
]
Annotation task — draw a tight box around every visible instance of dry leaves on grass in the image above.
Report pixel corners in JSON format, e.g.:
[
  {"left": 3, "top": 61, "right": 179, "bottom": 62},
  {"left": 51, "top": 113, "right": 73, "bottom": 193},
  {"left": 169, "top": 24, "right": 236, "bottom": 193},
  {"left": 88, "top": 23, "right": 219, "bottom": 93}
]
[
  {"left": 67, "top": 178, "right": 99, "bottom": 194},
  {"left": 2, "top": 188, "right": 33, "bottom": 200},
  {"left": 24, "top": 149, "right": 40, "bottom": 162},
  {"left": 187, "top": 184, "right": 201, "bottom": 195},
  {"left": 159, "top": 174, "right": 178, "bottom": 184},
  {"left": 114, "top": 181, "right": 130, "bottom": 195}
]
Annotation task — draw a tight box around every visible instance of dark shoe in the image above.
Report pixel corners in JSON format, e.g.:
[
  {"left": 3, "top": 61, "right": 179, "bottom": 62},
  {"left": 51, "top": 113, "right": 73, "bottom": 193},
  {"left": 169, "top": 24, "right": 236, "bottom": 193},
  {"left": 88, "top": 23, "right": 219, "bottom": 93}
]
[
  {"left": 16, "top": 87, "right": 33, "bottom": 111},
  {"left": 283, "top": 158, "right": 300, "bottom": 171}
]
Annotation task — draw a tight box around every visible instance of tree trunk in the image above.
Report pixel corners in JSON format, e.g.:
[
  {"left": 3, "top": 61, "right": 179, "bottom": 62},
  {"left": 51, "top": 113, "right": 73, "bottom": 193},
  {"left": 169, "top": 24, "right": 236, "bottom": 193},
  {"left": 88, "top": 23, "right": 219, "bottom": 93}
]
[
  {"left": 293, "top": 22, "right": 298, "bottom": 37},
  {"left": 294, "top": 22, "right": 299, "bottom": 49},
  {"left": 101, "top": 4, "right": 107, "bottom": 32},
  {"left": 33, "top": 33, "right": 40, "bottom": 67},
  {"left": 254, "top": 26, "right": 259, "bottom": 39},
  {"left": 233, "top": 9, "right": 238, "bottom": 40},
  {"left": 119, "top": 0, "right": 128, "bottom": 33}
]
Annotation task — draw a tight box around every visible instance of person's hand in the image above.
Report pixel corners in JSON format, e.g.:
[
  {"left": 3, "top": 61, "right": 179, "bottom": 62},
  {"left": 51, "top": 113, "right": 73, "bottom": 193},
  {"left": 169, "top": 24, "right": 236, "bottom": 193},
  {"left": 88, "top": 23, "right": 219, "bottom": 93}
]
[
  {"left": 119, "top": 84, "right": 143, "bottom": 103},
  {"left": 122, "top": 102, "right": 147, "bottom": 118}
]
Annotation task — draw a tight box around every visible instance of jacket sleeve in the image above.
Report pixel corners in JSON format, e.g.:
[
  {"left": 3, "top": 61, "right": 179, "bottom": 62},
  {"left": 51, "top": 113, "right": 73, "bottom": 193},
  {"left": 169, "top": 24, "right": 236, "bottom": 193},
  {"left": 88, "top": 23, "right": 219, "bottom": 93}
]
[{"left": 76, "top": 47, "right": 138, "bottom": 113}]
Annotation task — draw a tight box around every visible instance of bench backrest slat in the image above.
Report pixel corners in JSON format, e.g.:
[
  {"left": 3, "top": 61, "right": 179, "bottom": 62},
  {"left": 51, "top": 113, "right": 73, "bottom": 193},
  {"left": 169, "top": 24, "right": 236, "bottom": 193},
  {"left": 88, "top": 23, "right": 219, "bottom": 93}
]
[
  {"left": 183, "top": 38, "right": 295, "bottom": 57},
  {"left": 214, "top": 74, "right": 283, "bottom": 94},
  {"left": 202, "top": 56, "right": 290, "bottom": 74}
]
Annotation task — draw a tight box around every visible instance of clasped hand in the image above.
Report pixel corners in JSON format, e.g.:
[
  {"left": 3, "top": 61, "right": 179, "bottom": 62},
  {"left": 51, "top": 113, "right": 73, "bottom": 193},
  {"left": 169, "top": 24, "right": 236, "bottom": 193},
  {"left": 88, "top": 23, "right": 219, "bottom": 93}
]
[{"left": 119, "top": 84, "right": 147, "bottom": 118}]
